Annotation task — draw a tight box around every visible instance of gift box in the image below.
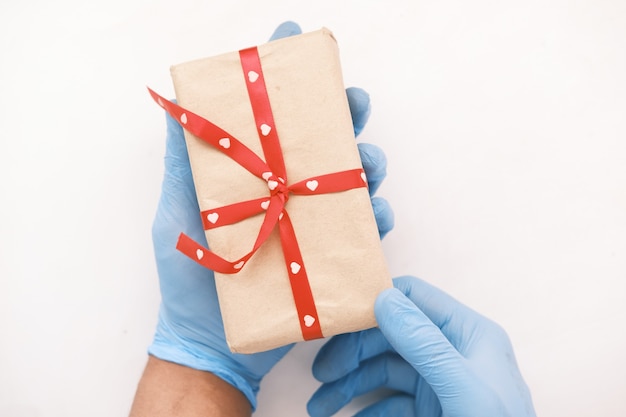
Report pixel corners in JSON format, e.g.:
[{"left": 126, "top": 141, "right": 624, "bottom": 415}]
[{"left": 149, "top": 28, "right": 391, "bottom": 353}]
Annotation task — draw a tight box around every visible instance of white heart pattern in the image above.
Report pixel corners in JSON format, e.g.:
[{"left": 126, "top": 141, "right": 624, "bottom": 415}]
[
  {"left": 361, "top": 172, "right": 367, "bottom": 182},
  {"left": 248, "top": 70, "right": 259, "bottom": 83},
  {"left": 290, "top": 261, "right": 301, "bottom": 274},
  {"left": 278, "top": 212, "right": 284, "bottom": 221},
  {"left": 207, "top": 212, "right": 219, "bottom": 224},
  {"left": 306, "top": 180, "right": 319, "bottom": 191},
  {"left": 196, "top": 249, "right": 204, "bottom": 260},
  {"left": 304, "top": 315, "right": 316, "bottom": 327},
  {"left": 260, "top": 123, "right": 272, "bottom": 136},
  {"left": 234, "top": 261, "right": 245, "bottom": 270},
  {"left": 262, "top": 171, "right": 273, "bottom": 181},
  {"left": 261, "top": 200, "right": 270, "bottom": 210},
  {"left": 157, "top": 97, "right": 164, "bottom": 107},
  {"left": 180, "top": 113, "right": 188, "bottom": 124},
  {"left": 218, "top": 138, "right": 231, "bottom": 149},
  {"left": 268, "top": 180, "right": 278, "bottom": 190}
]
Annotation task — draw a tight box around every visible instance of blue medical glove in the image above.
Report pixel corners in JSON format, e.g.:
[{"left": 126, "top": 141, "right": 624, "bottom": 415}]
[
  {"left": 148, "top": 21, "right": 395, "bottom": 411},
  {"left": 308, "top": 276, "right": 536, "bottom": 417}
]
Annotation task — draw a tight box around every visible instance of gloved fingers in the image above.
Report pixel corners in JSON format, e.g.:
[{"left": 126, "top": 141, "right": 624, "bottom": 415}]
[
  {"left": 353, "top": 395, "right": 416, "bottom": 417},
  {"left": 375, "top": 287, "right": 477, "bottom": 397},
  {"left": 269, "top": 21, "right": 302, "bottom": 41},
  {"left": 347, "top": 87, "right": 371, "bottom": 137},
  {"left": 312, "top": 328, "right": 393, "bottom": 383},
  {"left": 353, "top": 382, "right": 442, "bottom": 417},
  {"left": 358, "top": 143, "right": 387, "bottom": 195},
  {"left": 371, "top": 197, "right": 394, "bottom": 239},
  {"left": 307, "top": 353, "right": 418, "bottom": 417}
]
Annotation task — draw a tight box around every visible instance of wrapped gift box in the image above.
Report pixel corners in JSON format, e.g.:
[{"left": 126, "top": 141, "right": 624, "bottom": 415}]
[{"left": 156, "top": 28, "right": 391, "bottom": 353}]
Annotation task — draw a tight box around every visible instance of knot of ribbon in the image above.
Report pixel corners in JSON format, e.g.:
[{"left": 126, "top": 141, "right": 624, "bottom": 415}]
[{"left": 148, "top": 46, "right": 368, "bottom": 340}]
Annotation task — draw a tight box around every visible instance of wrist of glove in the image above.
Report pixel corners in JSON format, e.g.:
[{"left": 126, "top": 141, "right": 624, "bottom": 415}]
[{"left": 148, "top": 311, "right": 263, "bottom": 406}]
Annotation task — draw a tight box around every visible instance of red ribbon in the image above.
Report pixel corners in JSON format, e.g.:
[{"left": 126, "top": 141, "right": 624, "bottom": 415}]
[{"left": 149, "top": 46, "right": 368, "bottom": 341}]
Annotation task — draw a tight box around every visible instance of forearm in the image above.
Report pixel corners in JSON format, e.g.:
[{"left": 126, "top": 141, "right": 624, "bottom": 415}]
[{"left": 129, "top": 355, "right": 252, "bottom": 417}]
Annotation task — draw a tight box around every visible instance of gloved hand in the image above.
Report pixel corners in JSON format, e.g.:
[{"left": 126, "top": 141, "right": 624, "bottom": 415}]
[
  {"left": 148, "top": 21, "right": 395, "bottom": 411},
  {"left": 308, "top": 276, "right": 536, "bottom": 417}
]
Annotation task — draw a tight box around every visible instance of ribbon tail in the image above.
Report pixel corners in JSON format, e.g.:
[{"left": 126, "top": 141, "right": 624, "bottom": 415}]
[
  {"left": 176, "top": 233, "right": 250, "bottom": 274},
  {"left": 148, "top": 87, "right": 271, "bottom": 180},
  {"left": 178, "top": 196, "right": 285, "bottom": 274},
  {"left": 201, "top": 197, "right": 271, "bottom": 230}
]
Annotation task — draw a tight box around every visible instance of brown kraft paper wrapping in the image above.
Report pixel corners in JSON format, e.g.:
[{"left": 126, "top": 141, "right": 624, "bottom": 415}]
[{"left": 169, "top": 28, "right": 392, "bottom": 353}]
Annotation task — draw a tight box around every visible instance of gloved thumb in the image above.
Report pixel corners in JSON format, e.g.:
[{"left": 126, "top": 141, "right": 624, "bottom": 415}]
[
  {"left": 375, "top": 288, "right": 475, "bottom": 395},
  {"left": 152, "top": 110, "right": 202, "bottom": 244},
  {"left": 163, "top": 108, "right": 194, "bottom": 185}
]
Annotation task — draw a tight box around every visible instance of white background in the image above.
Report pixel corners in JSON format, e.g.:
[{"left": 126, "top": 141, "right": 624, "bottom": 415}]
[{"left": 1, "top": 1, "right": 625, "bottom": 416}]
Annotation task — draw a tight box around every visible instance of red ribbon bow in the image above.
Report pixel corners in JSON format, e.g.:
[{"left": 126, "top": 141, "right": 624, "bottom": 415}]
[{"left": 149, "top": 46, "right": 368, "bottom": 340}]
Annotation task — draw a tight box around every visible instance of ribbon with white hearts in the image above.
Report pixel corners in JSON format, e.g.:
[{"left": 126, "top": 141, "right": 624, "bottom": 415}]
[{"left": 149, "top": 46, "right": 368, "bottom": 341}]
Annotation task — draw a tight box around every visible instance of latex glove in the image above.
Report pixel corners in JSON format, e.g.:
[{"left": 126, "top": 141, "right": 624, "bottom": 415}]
[
  {"left": 308, "top": 276, "right": 536, "bottom": 417},
  {"left": 148, "top": 21, "right": 395, "bottom": 411}
]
